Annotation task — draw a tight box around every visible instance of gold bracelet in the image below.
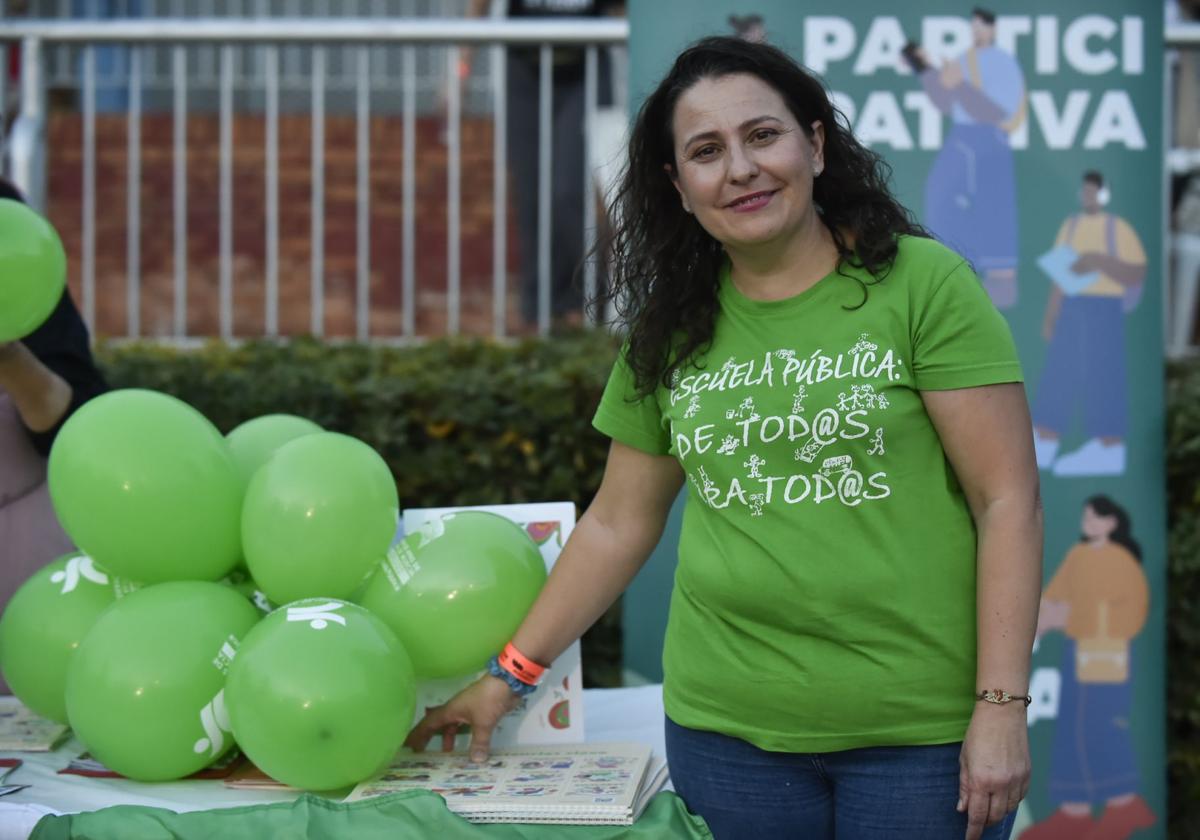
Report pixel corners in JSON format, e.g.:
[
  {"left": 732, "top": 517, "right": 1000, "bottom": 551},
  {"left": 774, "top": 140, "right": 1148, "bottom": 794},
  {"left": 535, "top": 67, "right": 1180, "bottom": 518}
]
[{"left": 977, "top": 688, "right": 1032, "bottom": 707}]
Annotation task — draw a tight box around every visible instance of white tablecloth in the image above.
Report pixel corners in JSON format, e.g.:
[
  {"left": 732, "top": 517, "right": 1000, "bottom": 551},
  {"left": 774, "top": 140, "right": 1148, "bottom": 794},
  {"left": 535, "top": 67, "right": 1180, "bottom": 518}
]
[{"left": 0, "top": 685, "right": 667, "bottom": 839}]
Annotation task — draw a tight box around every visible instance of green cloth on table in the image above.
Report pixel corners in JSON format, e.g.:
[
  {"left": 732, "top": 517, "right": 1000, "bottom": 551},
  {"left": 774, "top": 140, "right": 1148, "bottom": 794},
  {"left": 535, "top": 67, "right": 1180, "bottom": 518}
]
[{"left": 30, "top": 789, "right": 711, "bottom": 839}]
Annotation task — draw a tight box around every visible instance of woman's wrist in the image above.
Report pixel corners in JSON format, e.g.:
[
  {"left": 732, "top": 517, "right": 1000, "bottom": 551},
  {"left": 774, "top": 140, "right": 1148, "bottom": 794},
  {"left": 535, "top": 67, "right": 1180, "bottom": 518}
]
[
  {"left": 486, "top": 655, "right": 539, "bottom": 697},
  {"left": 486, "top": 641, "right": 549, "bottom": 698}
]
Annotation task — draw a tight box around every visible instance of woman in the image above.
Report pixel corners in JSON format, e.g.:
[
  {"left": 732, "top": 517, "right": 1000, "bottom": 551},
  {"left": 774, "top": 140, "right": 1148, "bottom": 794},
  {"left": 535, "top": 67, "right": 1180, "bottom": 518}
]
[
  {"left": 1023, "top": 496, "right": 1155, "bottom": 840},
  {"left": 408, "top": 37, "right": 1042, "bottom": 840},
  {"left": 0, "top": 179, "right": 108, "bottom": 693}
]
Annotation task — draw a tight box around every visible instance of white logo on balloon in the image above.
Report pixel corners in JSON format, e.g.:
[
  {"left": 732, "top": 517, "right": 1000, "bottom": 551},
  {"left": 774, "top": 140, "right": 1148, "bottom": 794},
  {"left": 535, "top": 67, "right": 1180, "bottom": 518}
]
[
  {"left": 286, "top": 601, "right": 347, "bottom": 630},
  {"left": 193, "top": 688, "right": 232, "bottom": 757},
  {"left": 415, "top": 517, "right": 447, "bottom": 548},
  {"left": 50, "top": 555, "right": 109, "bottom": 594}
]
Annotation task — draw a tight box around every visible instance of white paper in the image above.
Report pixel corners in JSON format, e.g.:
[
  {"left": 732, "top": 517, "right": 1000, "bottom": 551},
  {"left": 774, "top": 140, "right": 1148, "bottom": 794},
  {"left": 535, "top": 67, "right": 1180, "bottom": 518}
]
[{"left": 402, "top": 502, "right": 585, "bottom": 748}]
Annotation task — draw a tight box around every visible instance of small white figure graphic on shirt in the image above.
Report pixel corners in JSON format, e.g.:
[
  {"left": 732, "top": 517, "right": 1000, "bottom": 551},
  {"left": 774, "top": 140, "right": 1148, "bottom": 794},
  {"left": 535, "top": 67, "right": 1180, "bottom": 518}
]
[
  {"left": 726, "top": 396, "right": 760, "bottom": 421},
  {"left": 749, "top": 493, "right": 766, "bottom": 517},
  {"left": 744, "top": 454, "right": 766, "bottom": 479},
  {"left": 868, "top": 428, "right": 886, "bottom": 456},
  {"left": 791, "top": 386, "right": 808, "bottom": 415},
  {"left": 850, "top": 333, "right": 878, "bottom": 355},
  {"left": 837, "top": 384, "right": 890, "bottom": 413}
]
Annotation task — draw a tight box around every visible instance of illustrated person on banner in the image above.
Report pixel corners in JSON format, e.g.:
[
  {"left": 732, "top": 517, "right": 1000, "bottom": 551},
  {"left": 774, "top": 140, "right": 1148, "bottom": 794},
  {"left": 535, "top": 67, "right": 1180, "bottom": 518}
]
[
  {"left": 1032, "top": 171, "right": 1146, "bottom": 477},
  {"left": 409, "top": 35, "right": 1042, "bottom": 840},
  {"left": 1022, "top": 496, "right": 1155, "bottom": 840},
  {"left": 908, "top": 6, "right": 1026, "bottom": 309}
]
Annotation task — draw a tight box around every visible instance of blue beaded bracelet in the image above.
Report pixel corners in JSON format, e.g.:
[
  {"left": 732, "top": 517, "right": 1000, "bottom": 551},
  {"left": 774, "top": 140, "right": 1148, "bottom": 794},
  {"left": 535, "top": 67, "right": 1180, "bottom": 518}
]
[{"left": 487, "top": 654, "right": 540, "bottom": 697}]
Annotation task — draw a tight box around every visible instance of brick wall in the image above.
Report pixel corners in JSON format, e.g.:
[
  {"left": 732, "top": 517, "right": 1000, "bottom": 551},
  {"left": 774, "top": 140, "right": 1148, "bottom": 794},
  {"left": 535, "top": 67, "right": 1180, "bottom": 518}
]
[{"left": 46, "top": 111, "right": 525, "bottom": 339}]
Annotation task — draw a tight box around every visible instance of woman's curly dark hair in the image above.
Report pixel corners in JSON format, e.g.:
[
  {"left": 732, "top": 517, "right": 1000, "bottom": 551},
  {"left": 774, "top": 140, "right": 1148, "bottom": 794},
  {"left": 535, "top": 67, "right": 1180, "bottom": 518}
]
[{"left": 594, "top": 36, "right": 926, "bottom": 397}]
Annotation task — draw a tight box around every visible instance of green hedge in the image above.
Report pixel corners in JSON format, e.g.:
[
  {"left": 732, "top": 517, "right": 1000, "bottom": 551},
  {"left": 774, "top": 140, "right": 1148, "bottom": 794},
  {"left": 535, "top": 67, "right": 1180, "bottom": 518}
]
[
  {"left": 94, "top": 330, "right": 624, "bottom": 687},
  {"left": 1168, "top": 359, "right": 1200, "bottom": 837},
  {"left": 94, "top": 335, "right": 1200, "bottom": 828}
]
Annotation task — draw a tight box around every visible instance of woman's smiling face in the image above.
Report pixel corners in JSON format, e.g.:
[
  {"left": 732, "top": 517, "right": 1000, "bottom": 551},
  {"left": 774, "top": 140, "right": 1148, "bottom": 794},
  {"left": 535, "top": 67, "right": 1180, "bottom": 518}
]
[{"left": 668, "top": 72, "right": 824, "bottom": 253}]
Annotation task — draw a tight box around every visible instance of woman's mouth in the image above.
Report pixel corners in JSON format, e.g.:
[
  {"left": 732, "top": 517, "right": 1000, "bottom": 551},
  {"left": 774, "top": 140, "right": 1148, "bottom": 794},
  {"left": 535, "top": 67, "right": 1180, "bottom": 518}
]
[{"left": 726, "top": 190, "right": 777, "bottom": 213}]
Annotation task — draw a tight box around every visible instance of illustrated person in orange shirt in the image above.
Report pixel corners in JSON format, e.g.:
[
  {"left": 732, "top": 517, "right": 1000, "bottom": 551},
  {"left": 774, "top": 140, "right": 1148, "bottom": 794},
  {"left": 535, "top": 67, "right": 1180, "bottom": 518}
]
[{"left": 1021, "top": 495, "right": 1156, "bottom": 840}]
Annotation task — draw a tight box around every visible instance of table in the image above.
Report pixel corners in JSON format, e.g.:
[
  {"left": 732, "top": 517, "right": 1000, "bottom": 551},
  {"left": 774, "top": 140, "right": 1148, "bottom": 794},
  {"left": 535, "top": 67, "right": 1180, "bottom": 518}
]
[{"left": 0, "top": 685, "right": 667, "bottom": 840}]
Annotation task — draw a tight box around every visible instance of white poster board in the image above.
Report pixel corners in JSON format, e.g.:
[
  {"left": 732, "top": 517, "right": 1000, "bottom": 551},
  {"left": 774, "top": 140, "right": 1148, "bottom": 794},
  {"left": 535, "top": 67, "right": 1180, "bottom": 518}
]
[{"left": 402, "top": 502, "right": 584, "bottom": 747}]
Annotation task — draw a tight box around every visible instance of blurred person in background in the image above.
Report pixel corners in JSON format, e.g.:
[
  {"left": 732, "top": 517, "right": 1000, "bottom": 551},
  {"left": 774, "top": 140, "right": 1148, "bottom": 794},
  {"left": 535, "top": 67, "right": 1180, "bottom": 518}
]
[
  {"left": 0, "top": 178, "right": 108, "bottom": 692},
  {"left": 456, "top": 0, "right": 625, "bottom": 332}
]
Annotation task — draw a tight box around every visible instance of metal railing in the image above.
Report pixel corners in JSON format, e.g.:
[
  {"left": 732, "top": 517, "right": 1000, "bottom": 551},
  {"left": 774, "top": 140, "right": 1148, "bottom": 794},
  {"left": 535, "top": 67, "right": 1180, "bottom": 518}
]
[{"left": 0, "top": 17, "right": 629, "bottom": 340}]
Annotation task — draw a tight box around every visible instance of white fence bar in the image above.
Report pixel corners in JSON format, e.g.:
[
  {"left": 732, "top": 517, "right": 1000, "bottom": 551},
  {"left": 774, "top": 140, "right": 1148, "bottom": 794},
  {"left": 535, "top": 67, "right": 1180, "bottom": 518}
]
[
  {"left": 491, "top": 41, "right": 507, "bottom": 338},
  {"left": 356, "top": 48, "right": 370, "bottom": 342},
  {"left": 446, "top": 44, "right": 461, "bottom": 336},
  {"left": 582, "top": 44, "right": 598, "bottom": 326},
  {"left": 310, "top": 45, "right": 325, "bottom": 338},
  {"left": 219, "top": 43, "right": 233, "bottom": 340},
  {"left": 172, "top": 44, "right": 188, "bottom": 337},
  {"left": 126, "top": 46, "right": 142, "bottom": 339},
  {"left": 1167, "top": 23, "right": 1200, "bottom": 47},
  {"left": 11, "top": 38, "right": 46, "bottom": 211},
  {"left": 0, "top": 18, "right": 629, "bottom": 45},
  {"left": 0, "top": 43, "right": 7, "bottom": 167},
  {"left": 536, "top": 43, "right": 551, "bottom": 337},
  {"left": 265, "top": 43, "right": 279, "bottom": 337},
  {"left": 81, "top": 45, "right": 96, "bottom": 331},
  {"left": 401, "top": 44, "right": 416, "bottom": 338}
]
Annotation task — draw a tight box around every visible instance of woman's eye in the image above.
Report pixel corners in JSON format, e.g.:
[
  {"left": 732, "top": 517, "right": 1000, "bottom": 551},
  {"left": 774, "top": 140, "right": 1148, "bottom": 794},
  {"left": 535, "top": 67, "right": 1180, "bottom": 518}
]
[
  {"left": 692, "top": 145, "right": 719, "bottom": 160},
  {"left": 752, "top": 128, "right": 778, "bottom": 142}
]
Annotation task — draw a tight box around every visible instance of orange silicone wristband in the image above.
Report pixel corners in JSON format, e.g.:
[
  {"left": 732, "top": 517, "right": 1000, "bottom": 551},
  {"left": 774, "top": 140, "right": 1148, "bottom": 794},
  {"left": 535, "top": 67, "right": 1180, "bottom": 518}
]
[{"left": 498, "top": 642, "right": 546, "bottom": 686}]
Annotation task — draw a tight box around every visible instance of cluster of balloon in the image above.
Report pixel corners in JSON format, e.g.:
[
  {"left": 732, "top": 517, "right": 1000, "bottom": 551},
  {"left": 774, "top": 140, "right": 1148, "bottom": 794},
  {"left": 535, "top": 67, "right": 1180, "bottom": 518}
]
[
  {"left": 0, "top": 198, "right": 66, "bottom": 343},
  {"left": 0, "top": 214, "right": 551, "bottom": 788},
  {"left": 0, "top": 201, "right": 426, "bottom": 788}
]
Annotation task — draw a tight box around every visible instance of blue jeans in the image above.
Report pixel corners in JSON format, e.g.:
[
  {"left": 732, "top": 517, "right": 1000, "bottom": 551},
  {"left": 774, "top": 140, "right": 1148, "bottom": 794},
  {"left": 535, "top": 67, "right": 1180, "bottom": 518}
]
[{"left": 665, "top": 716, "right": 1017, "bottom": 840}]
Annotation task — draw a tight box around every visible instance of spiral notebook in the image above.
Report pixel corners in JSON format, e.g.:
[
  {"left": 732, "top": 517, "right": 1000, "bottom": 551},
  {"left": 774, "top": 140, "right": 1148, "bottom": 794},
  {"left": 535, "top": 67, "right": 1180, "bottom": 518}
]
[{"left": 345, "top": 742, "right": 668, "bottom": 826}]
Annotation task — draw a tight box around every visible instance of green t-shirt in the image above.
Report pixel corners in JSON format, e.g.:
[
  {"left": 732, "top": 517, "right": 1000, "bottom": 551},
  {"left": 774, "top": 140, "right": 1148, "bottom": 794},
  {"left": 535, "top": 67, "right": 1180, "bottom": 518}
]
[{"left": 592, "top": 236, "right": 1023, "bottom": 753}]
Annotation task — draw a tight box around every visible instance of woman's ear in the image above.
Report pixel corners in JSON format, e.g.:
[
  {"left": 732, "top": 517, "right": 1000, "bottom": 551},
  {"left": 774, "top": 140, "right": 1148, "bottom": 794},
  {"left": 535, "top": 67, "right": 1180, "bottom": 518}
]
[
  {"left": 810, "top": 120, "right": 826, "bottom": 175},
  {"left": 665, "top": 163, "right": 693, "bottom": 214}
]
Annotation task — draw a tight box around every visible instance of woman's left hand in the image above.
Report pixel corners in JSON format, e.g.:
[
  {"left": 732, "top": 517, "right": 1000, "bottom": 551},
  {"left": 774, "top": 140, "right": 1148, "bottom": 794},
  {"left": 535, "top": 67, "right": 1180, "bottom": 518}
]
[{"left": 957, "top": 703, "right": 1031, "bottom": 840}]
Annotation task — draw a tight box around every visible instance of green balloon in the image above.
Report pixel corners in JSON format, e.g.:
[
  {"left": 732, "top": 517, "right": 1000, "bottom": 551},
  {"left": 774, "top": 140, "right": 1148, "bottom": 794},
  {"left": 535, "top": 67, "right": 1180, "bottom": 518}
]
[
  {"left": 47, "top": 389, "right": 244, "bottom": 583},
  {"left": 0, "top": 198, "right": 67, "bottom": 342},
  {"left": 65, "top": 581, "right": 260, "bottom": 782},
  {"left": 358, "top": 511, "right": 547, "bottom": 679},
  {"left": 225, "top": 414, "right": 323, "bottom": 486},
  {"left": 0, "top": 553, "right": 126, "bottom": 722},
  {"left": 242, "top": 433, "right": 398, "bottom": 605},
  {"left": 225, "top": 598, "right": 415, "bottom": 791}
]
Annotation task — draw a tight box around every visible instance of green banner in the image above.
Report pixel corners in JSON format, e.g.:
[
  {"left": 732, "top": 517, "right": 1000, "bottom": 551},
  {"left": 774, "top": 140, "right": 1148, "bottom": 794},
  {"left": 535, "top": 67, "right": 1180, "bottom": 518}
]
[{"left": 627, "top": 2, "right": 1165, "bottom": 837}]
